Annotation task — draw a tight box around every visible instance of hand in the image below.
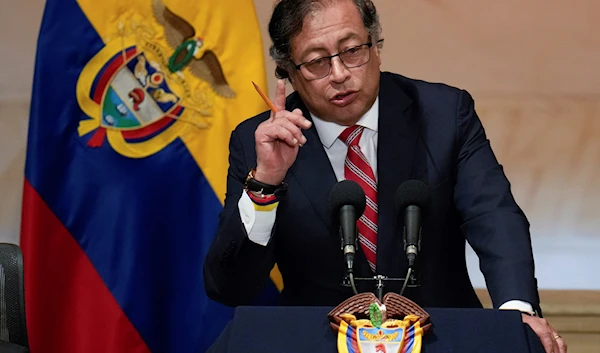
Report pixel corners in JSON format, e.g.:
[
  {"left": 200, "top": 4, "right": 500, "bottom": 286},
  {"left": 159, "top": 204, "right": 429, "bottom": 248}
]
[
  {"left": 522, "top": 314, "right": 567, "bottom": 353},
  {"left": 254, "top": 80, "right": 312, "bottom": 185}
]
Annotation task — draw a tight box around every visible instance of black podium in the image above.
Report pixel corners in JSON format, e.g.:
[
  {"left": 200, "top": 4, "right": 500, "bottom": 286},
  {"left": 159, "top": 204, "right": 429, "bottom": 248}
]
[{"left": 208, "top": 306, "right": 544, "bottom": 353}]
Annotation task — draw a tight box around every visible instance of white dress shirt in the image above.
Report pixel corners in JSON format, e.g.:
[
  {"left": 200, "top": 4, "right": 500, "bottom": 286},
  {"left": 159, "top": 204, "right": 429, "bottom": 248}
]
[{"left": 235, "top": 97, "right": 533, "bottom": 314}]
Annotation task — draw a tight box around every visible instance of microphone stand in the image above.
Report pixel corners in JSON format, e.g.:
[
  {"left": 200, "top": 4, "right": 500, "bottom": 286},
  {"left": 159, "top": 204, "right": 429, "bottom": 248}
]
[{"left": 343, "top": 268, "right": 420, "bottom": 302}]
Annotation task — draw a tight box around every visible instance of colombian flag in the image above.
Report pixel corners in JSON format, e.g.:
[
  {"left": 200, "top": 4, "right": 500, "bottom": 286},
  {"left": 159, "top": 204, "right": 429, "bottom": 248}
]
[{"left": 21, "top": 0, "right": 273, "bottom": 351}]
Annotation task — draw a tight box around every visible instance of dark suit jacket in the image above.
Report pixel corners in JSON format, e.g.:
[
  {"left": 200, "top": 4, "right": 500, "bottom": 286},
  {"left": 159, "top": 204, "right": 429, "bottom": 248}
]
[{"left": 204, "top": 72, "right": 541, "bottom": 312}]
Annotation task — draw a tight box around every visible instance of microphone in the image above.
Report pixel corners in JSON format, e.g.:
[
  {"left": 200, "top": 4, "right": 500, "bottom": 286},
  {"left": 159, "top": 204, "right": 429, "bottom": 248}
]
[
  {"left": 328, "top": 180, "right": 366, "bottom": 273},
  {"left": 395, "top": 180, "right": 430, "bottom": 269}
]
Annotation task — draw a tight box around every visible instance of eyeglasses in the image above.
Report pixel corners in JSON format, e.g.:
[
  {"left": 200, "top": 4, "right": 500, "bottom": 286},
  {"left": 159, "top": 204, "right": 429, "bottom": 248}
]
[{"left": 291, "top": 40, "right": 383, "bottom": 81}]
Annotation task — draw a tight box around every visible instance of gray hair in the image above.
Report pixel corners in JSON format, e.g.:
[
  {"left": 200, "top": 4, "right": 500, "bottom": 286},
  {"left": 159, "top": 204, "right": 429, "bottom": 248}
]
[{"left": 268, "top": 0, "right": 382, "bottom": 79}]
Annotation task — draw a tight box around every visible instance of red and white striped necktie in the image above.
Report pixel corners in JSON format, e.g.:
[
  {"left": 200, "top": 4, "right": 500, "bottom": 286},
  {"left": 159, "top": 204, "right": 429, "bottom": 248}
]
[{"left": 339, "top": 125, "right": 378, "bottom": 273}]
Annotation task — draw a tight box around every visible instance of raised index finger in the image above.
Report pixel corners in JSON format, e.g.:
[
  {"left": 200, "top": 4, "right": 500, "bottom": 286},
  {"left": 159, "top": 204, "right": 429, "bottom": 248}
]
[{"left": 274, "top": 79, "right": 286, "bottom": 113}]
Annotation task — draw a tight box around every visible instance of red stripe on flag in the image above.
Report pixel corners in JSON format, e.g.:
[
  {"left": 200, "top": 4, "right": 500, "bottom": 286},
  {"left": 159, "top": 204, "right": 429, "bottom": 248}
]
[
  {"left": 121, "top": 112, "right": 178, "bottom": 139},
  {"left": 20, "top": 180, "right": 151, "bottom": 353}
]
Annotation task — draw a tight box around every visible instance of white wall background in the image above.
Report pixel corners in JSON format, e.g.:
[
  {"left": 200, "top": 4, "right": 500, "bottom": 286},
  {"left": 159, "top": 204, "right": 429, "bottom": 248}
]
[{"left": 1, "top": 0, "right": 599, "bottom": 289}]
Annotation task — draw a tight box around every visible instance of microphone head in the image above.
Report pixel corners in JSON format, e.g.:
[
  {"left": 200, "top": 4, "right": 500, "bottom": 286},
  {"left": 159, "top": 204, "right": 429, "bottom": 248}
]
[
  {"left": 395, "top": 180, "right": 430, "bottom": 211},
  {"left": 328, "top": 180, "right": 366, "bottom": 219}
]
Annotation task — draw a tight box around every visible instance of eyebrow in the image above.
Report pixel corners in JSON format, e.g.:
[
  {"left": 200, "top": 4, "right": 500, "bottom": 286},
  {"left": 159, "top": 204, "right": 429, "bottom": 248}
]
[{"left": 297, "top": 32, "right": 364, "bottom": 61}]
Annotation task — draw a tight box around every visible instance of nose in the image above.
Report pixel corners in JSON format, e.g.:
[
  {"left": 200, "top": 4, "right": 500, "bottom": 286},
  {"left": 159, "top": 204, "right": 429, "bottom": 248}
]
[{"left": 328, "top": 56, "right": 351, "bottom": 84}]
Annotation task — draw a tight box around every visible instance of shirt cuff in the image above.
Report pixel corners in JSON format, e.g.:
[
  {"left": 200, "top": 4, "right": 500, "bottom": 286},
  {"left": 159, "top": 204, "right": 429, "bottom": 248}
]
[
  {"left": 238, "top": 191, "right": 278, "bottom": 246},
  {"left": 499, "top": 300, "right": 534, "bottom": 314}
]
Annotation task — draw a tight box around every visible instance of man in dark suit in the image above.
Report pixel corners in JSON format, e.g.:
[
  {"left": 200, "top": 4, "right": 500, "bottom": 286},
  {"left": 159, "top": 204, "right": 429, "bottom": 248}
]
[{"left": 204, "top": 1, "right": 566, "bottom": 352}]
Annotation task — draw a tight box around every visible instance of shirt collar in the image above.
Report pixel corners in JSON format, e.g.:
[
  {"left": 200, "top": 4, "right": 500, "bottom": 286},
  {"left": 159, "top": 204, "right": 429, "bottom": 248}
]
[{"left": 310, "top": 97, "right": 379, "bottom": 149}]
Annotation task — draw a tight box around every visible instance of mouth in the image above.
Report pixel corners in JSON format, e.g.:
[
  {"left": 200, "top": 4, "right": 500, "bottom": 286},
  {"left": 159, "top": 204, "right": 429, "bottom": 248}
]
[{"left": 330, "top": 91, "right": 358, "bottom": 107}]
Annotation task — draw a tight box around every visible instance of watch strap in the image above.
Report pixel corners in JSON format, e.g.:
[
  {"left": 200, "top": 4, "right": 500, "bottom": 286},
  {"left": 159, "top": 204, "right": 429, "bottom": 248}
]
[{"left": 244, "top": 169, "right": 288, "bottom": 198}]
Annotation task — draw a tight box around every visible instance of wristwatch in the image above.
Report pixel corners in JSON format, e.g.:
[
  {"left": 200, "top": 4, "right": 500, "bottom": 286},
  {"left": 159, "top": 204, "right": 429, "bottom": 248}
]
[{"left": 244, "top": 168, "right": 288, "bottom": 199}]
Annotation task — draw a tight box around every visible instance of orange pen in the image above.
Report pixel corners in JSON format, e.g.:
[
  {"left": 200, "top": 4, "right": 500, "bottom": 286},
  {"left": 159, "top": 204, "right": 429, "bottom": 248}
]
[
  {"left": 252, "top": 81, "right": 305, "bottom": 147},
  {"left": 252, "top": 81, "right": 278, "bottom": 113}
]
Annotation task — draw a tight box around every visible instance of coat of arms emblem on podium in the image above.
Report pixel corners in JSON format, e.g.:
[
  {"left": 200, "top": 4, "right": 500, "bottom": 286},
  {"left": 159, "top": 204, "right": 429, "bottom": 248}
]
[{"left": 329, "top": 293, "right": 431, "bottom": 353}]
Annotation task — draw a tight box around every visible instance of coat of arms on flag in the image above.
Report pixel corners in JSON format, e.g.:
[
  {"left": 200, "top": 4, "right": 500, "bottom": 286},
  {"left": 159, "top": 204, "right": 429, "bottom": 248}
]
[
  {"left": 76, "top": 0, "right": 237, "bottom": 158},
  {"left": 329, "top": 293, "right": 431, "bottom": 353}
]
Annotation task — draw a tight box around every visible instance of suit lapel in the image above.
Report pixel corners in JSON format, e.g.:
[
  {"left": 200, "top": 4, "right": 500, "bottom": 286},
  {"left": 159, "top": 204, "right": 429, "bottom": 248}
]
[
  {"left": 286, "top": 93, "right": 338, "bottom": 231},
  {"left": 376, "top": 73, "right": 421, "bottom": 277}
]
